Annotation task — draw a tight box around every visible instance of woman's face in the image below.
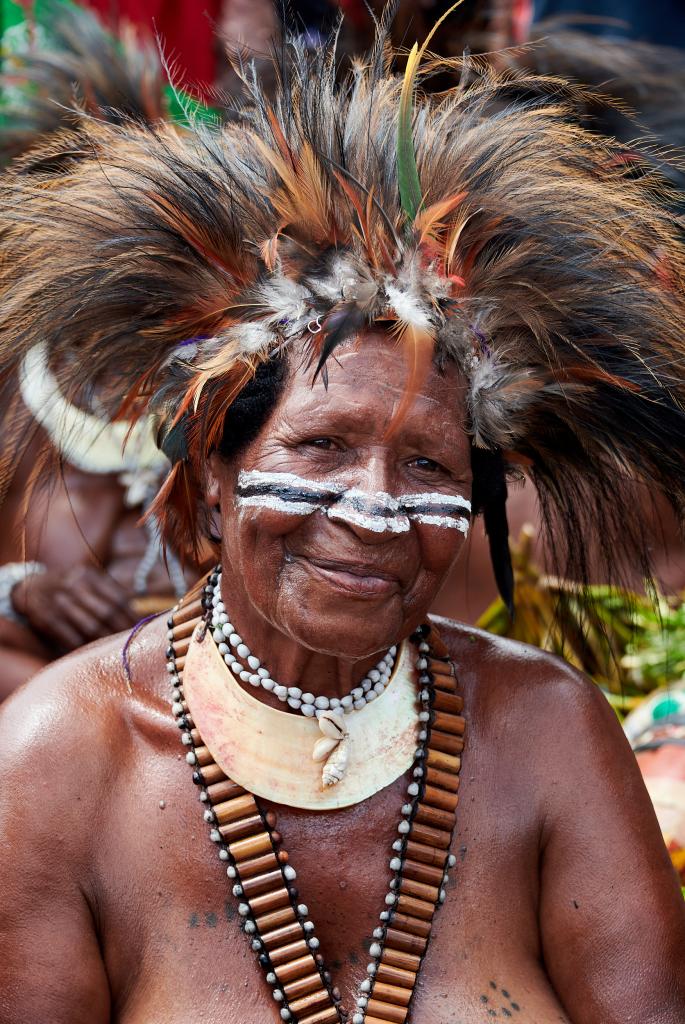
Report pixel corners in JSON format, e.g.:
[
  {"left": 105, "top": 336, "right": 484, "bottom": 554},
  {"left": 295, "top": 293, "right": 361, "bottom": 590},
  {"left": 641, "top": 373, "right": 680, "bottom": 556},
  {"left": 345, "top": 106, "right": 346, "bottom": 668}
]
[{"left": 209, "top": 335, "right": 473, "bottom": 659}]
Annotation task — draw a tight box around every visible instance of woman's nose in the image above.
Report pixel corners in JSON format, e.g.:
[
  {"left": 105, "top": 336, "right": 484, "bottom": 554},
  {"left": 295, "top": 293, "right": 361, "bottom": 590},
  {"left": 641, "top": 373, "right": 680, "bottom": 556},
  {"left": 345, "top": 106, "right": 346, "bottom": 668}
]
[
  {"left": 355, "top": 454, "right": 395, "bottom": 498},
  {"left": 326, "top": 458, "right": 406, "bottom": 543}
]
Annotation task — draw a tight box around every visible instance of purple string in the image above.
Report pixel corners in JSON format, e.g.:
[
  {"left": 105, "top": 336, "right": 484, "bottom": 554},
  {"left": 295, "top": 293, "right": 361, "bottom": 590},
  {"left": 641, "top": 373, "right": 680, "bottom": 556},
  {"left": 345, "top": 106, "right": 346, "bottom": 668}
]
[
  {"left": 121, "top": 613, "right": 160, "bottom": 685},
  {"left": 470, "top": 324, "right": 492, "bottom": 358}
]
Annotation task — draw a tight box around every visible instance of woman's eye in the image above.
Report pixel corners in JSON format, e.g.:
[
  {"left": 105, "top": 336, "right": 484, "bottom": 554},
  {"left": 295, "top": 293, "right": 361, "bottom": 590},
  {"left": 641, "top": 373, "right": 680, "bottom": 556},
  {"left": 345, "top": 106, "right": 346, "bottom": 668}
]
[
  {"left": 303, "top": 437, "right": 338, "bottom": 451},
  {"left": 410, "top": 456, "right": 443, "bottom": 473}
]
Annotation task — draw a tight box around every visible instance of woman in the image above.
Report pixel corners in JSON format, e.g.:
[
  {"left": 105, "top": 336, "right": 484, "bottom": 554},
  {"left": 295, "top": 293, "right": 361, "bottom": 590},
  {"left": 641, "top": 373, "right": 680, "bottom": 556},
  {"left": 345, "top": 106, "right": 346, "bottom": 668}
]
[{"left": 0, "top": 20, "right": 684, "bottom": 1023}]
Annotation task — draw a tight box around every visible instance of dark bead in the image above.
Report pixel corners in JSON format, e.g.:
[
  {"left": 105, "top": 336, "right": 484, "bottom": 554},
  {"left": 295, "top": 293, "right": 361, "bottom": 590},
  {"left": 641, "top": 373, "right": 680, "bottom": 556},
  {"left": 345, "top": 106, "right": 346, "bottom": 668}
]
[
  {"left": 166, "top": 617, "right": 174, "bottom": 629},
  {"left": 418, "top": 674, "right": 432, "bottom": 685},
  {"left": 332, "top": 987, "right": 341, "bottom": 1002},
  {"left": 288, "top": 887, "right": 298, "bottom": 900},
  {"left": 192, "top": 771, "right": 203, "bottom": 785},
  {"left": 323, "top": 971, "right": 331, "bottom": 983},
  {"left": 315, "top": 954, "right": 324, "bottom": 965},
  {"left": 414, "top": 623, "right": 430, "bottom": 638},
  {"left": 259, "top": 953, "right": 270, "bottom": 967}
]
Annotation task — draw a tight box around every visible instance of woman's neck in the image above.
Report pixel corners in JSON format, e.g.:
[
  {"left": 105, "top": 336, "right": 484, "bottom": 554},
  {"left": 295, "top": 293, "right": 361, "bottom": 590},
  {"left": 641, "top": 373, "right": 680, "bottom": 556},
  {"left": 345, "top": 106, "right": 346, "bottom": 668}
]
[{"left": 216, "top": 568, "right": 391, "bottom": 701}]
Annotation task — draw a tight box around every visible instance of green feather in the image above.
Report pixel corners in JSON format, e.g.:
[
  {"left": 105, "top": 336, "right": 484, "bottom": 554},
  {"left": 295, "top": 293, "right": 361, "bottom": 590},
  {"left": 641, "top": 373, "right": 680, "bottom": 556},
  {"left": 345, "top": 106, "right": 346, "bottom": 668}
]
[
  {"left": 396, "top": 2, "right": 467, "bottom": 224},
  {"left": 397, "top": 42, "right": 423, "bottom": 222}
]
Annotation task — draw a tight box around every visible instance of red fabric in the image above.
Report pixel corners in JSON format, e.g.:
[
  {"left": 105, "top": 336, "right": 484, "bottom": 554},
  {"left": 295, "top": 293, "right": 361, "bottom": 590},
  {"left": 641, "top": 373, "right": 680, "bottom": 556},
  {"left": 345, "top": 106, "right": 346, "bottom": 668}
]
[{"left": 83, "top": 0, "right": 223, "bottom": 98}]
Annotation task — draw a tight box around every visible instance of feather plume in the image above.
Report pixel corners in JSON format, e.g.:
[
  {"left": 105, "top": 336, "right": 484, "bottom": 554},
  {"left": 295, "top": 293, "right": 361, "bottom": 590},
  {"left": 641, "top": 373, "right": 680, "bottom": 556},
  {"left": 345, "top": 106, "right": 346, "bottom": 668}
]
[
  {"left": 396, "top": 2, "right": 467, "bottom": 222},
  {"left": 0, "top": 20, "right": 684, "bottom": 602}
]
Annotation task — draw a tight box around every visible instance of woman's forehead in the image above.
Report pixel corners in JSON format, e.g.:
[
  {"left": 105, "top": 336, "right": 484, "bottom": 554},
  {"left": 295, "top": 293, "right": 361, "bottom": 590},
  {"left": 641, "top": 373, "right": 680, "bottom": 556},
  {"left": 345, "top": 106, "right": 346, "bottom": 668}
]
[
  {"left": 282, "top": 336, "right": 469, "bottom": 426},
  {"left": 264, "top": 347, "right": 471, "bottom": 462}
]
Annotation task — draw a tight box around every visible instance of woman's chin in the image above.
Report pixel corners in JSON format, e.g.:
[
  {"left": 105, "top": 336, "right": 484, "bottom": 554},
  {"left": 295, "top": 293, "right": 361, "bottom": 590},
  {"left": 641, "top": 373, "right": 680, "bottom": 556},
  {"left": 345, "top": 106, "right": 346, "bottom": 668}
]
[{"left": 278, "top": 597, "right": 411, "bottom": 660}]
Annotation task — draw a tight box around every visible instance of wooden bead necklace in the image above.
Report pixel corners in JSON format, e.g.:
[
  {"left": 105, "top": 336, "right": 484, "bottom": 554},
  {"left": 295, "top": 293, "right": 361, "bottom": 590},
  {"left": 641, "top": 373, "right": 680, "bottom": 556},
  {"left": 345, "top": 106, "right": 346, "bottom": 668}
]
[{"left": 166, "top": 569, "right": 465, "bottom": 1024}]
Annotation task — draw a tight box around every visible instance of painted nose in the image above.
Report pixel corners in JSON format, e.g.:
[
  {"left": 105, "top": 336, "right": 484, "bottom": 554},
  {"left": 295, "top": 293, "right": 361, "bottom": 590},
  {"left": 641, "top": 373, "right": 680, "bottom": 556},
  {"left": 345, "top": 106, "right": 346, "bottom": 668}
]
[{"left": 327, "top": 460, "right": 406, "bottom": 544}]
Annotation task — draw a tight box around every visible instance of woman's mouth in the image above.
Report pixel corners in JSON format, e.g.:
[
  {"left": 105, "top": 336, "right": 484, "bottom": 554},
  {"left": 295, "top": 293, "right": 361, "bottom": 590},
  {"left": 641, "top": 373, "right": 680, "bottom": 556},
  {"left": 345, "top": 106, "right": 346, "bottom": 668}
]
[{"left": 297, "top": 555, "right": 402, "bottom": 598}]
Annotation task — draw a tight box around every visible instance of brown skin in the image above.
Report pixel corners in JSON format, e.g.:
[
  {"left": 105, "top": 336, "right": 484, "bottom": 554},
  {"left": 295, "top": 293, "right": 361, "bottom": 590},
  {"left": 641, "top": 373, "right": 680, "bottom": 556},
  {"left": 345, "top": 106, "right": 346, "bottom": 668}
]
[
  {"left": 0, "top": 338, "right": 684, "bottom": 1024},
  {"left": 0, "top": 419, "right": 186, "bottom": 699}
]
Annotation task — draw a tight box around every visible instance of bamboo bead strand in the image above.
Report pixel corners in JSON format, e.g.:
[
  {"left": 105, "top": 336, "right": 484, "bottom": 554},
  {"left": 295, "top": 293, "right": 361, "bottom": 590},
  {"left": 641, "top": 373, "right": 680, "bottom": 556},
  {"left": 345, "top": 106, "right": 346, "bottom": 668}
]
[{"left": 169, "top": 575, "right": 465, "bottom": 1024}]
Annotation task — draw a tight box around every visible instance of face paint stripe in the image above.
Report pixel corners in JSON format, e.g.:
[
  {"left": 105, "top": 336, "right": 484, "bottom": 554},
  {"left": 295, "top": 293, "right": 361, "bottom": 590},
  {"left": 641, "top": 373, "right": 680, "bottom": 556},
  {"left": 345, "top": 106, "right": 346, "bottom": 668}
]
[
  {"left": 238, "top": 484, "right": 335, "bottom": 503},
  {"left": 401, "top": 503, "right": 471, "bottom": 520},
  {"left": 398, "top": 493, "right": 472, "bottom": 513},
  {"left": 237, "top": 469, "right": 345, "bottom": 496},
  {"left": 327, "top": 506, "right": 411, "bottom": 533},
  {"left": 237, "top": 495, "right": 320, "bottom": 515},
  {"left": 409, "top": 513, "right": 470, "bottom": 533},
  {"left": 236, "top": 469, "right": 471, "bottom": 533}
]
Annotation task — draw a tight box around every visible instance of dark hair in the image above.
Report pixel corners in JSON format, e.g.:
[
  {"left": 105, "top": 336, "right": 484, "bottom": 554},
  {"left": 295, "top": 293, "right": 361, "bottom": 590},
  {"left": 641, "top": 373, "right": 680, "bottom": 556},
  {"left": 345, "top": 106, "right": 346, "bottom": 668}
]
[{"left": 217, "top": 353, "right": 289, "bottom": 459}]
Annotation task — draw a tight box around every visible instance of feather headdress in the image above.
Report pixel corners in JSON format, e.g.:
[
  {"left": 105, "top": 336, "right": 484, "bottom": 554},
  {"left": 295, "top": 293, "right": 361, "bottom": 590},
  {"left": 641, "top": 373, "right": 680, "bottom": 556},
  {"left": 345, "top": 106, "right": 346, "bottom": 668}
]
[
  {"left": 505, "top": 24, "right": 685, "bottom": 194},
  {"left": 1, "top": 16, "right": 684, "bottom": 606}
]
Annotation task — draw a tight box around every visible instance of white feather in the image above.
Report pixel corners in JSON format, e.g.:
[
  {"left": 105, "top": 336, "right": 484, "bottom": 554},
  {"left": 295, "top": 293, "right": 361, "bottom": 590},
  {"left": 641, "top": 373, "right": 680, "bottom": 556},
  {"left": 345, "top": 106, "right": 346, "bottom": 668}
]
[{"left": 384, "top": 280, "right": 432, "bottom": 329}]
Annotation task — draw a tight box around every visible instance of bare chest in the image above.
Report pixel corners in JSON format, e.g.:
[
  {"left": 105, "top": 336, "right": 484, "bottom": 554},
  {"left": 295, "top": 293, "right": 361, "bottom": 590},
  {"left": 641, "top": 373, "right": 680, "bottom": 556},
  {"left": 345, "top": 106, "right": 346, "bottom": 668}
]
[{"left": 94, "top": 720, "right": 568, "bottom": 1024}]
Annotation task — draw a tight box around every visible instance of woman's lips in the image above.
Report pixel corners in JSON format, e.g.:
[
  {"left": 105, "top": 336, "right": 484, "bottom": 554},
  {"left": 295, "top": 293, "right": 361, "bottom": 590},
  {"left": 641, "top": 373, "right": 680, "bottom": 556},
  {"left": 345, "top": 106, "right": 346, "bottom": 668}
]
[{"left": 300, "top": 556, "right": 401, "bottom": 598}]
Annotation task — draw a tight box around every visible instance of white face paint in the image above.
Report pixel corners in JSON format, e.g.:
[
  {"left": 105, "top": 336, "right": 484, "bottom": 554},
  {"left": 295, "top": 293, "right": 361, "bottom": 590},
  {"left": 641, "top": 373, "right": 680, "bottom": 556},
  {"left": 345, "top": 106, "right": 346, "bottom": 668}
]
[
  {"left": 396, "top": 493, "right": 471, "bottom": 535},
  {"left": 236, "top": 470, "right": 471, "bottom": 535},
  {"left": 326, "top": 489, "right": 411, "bottom": 534}
]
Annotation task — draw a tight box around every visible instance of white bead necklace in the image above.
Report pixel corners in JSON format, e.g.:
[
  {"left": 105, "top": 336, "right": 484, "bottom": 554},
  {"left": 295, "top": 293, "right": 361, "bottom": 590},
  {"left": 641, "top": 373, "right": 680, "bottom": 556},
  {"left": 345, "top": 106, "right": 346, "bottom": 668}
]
[{"left": 208, "top": 572, "right": 397, "bottom": 718}]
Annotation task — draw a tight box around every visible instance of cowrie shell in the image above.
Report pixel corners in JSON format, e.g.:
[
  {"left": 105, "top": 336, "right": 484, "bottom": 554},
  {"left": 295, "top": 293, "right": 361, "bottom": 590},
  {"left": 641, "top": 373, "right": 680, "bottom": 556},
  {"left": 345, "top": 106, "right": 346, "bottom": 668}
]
[
  {"left": 318, "top": 710, "right": 348, "bottom": 740},
  {"left": 322, "top": 737, "right": 349, "bottom": 786},
  {"left": 312, "top": 736, "right": 339, "bottom": 762}
]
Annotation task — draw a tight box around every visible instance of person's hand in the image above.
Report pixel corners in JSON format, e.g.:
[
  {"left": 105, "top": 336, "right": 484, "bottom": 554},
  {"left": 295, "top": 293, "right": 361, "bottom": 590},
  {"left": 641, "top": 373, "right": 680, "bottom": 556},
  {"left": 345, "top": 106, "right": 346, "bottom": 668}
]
[{"left": 11, "top": 565, "right": 137, "bottom": 653}]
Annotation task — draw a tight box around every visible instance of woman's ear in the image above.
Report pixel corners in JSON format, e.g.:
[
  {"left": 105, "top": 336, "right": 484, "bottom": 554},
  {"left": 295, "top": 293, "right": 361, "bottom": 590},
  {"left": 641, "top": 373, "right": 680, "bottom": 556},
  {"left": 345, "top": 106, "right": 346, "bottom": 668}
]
[
  {"left": 205, "top": 451, "right": 223, "bottom": 508},
  {"left": 204, "top": 452, "right": 225, "bottom": 541}
]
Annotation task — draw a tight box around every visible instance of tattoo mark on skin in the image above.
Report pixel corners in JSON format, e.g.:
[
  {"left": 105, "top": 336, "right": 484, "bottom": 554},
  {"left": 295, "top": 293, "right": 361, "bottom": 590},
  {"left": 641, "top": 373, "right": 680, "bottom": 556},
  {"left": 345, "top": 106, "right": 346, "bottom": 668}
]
[
  {"left": 190, "top": 909, "right": 223, "bottom": 929},
  {"left": 481, "top": 983, "right": 522, "bottom": 1019},
  {"left": 236, "top": 469, "right": 471, "bottom": 534}
]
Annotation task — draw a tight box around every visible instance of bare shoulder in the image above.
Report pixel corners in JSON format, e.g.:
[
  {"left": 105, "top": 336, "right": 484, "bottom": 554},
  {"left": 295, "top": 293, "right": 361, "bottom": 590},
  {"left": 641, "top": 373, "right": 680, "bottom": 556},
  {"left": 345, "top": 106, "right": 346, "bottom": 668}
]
[
  {"left": 0, "top": 616, "right": 170, "bottom": 819},
  {"left": 431, "top": 613, "right": 607, "bottom": 716},
  {"left": 429, "top": 613, "right": 623, "bottom": 781}
]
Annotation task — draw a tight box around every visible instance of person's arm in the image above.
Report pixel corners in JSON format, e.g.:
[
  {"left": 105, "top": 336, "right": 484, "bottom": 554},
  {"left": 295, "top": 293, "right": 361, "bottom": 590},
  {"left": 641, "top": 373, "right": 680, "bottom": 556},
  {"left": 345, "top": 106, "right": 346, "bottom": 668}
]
[
  {"left": 539, "top": 671, "right": 685, "bottom": 1023},
  {"left": 0, "top": 670, "right": 111, "bottom": 1023}
]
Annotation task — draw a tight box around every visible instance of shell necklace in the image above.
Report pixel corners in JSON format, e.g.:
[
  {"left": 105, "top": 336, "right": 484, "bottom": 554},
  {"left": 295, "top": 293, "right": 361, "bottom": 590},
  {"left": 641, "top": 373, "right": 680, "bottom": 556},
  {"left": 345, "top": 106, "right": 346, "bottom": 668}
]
[
  {"left": 209, "top": 570, "right": 397, "bottom": 713},
  {"left": 207, "top": 569, "right": 399, "bottom": 787},
  {"left": 167, "top": 572, "right": 466, "bottom": 1024}
]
